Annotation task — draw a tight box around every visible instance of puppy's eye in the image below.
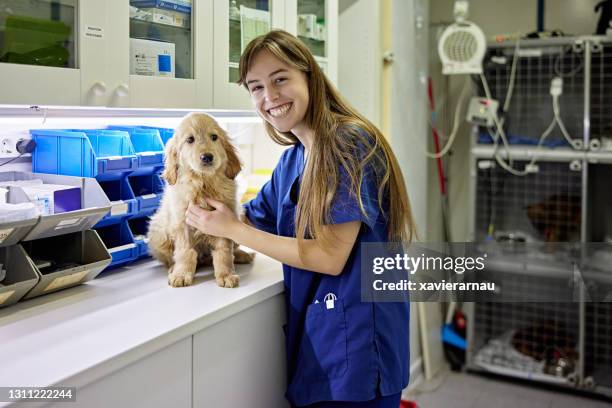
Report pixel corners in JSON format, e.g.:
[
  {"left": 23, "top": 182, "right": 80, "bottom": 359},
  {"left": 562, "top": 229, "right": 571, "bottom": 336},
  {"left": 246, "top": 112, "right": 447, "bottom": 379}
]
[
  {"left": 186, "top": 136, "right": 195, "bottom": 144},
  {"left": 210, "top": 134, "right": 218, "bottom": 142}
]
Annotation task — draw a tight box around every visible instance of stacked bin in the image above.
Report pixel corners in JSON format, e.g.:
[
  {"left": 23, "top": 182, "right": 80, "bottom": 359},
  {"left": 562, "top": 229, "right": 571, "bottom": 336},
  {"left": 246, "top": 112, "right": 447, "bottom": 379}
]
[
  {"left": 30, "top": 128, "right": 165, "bottom": 269},
  {"left": 0, "top": 171, "right": 111, "bottom": 308},
  {"left": 107, "top": 126, "right": 166, "bottom": 260}
]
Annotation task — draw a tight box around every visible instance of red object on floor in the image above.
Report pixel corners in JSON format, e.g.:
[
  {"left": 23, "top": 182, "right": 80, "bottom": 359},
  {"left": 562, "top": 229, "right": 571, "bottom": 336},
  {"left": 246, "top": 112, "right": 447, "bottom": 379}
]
[{"left": 399, "top": 400, "right": 418, "bottom": 408}]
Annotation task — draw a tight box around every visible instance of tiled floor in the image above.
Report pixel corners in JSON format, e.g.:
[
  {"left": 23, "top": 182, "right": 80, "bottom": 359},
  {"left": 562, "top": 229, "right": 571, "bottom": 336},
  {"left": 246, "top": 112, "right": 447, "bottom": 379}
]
[{"left": 405, "top": 371, "right": 611, "bottom": 408}]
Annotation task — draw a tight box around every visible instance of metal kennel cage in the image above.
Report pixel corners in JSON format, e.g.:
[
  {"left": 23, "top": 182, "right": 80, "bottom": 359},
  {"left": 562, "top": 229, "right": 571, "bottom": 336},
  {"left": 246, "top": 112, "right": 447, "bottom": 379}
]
[{"left": 466, "top": 37, "right": 612, "bottom": 398}]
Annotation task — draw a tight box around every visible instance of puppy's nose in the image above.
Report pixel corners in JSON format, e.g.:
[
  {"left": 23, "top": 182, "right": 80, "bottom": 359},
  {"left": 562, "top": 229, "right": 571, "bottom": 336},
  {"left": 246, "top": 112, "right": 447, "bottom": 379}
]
[{"left": 201, "top": 153, "right": 214, "bottom": 165}]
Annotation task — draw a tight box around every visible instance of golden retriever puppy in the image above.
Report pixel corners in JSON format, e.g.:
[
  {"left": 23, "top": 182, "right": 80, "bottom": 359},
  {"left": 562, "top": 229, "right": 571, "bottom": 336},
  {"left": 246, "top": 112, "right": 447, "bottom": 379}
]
[{"left": 148, "top": 112, "right": 254, "bottom": 288}]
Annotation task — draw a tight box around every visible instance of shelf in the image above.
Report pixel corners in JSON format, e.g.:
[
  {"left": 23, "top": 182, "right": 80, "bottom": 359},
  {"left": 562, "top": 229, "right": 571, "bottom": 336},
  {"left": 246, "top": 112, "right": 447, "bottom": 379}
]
[
  {"left": 472, "top": 144, "right": 585, "bottom": 161},
  {"left": 129, "top": 18, "right": 190, "bottom": 32}
]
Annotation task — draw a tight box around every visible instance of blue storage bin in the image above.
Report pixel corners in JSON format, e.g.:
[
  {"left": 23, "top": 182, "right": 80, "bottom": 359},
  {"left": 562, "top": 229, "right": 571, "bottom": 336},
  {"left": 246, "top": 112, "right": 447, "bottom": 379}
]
[
  {"left": 128, "top": 217, "right": 151, "bottom": 259},
  {"left": 95, "top": 178, "right": 138, "bottom": 227},
  {"left": 31, "top": 129, "right": 138, "bottom": 180},
  {"left": 107, "top": 126, "right": 165, "bottom": 170},
  {"left": 95, "top": 221, "right": 138, "bottom": 268},
  {"left": 128, "top": 173, "right": 164, "bottom": 216},
  {"left": 137, "top": 126, "right": 174, "bottom": 145}
]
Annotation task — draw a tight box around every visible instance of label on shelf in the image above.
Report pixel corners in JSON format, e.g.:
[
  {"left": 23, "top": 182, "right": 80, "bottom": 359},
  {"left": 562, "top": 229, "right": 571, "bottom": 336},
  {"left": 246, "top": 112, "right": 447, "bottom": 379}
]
[
  {"left": 0, "top": 290, "right": 16, "bottom": 306},
  {"left": 55, "top": 218, "right": 83, "bottom": 230},
  {"left": 0, "top": 228, "right": 14, "bottom": 244},
  {"left": 141, "top": 194, "right": 157, "bottom": 200},
  {"left": 43, "top": 271, "right": 89, "bottom": 292},
  {"left": 111, "top": 201, "right": 129, "bottom": 216},
  {"left": 109, "top": 243, "right": 137, "bottom": 253}
]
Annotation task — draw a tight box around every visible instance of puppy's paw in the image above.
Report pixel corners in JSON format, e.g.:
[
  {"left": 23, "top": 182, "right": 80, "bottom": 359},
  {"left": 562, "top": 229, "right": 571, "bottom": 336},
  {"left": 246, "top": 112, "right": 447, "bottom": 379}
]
[
  {"left": 216, "top": 273, "right": 240, "bottom": 288},
  {"left": 234, "top": 248, "right": 256, "bottom": 264},
  {"left": 168, "top": 271, "right": 194, "bottom": 287}
]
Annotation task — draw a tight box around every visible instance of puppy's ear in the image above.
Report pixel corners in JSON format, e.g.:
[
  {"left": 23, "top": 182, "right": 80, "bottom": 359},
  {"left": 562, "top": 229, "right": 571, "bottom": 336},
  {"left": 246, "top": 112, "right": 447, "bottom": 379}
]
[
  {"left": 162, "top": 136, "right": 179, "bottom": 185},
  {"left": 221, "top": 133, "right": 242, "bottom": 180}
]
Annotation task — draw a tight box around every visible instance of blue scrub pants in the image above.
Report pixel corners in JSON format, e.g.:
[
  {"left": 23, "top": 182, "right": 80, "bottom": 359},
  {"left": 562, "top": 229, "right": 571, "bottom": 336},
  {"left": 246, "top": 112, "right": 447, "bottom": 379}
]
[{"left": 295, "top": 392, "right": 402, "bottom": 408}]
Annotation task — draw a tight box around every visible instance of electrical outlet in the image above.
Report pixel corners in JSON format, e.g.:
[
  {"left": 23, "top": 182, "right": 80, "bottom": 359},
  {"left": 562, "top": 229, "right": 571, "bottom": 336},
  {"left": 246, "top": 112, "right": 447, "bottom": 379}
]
[{"left": 0, "top": 136, "right": 31, "bottom": 159}]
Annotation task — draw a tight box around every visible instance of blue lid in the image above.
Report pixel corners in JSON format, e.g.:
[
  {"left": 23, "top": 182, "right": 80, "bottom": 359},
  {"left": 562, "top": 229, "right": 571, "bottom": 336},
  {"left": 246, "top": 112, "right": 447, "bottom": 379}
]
[{"left": 158, "top": 54, "right": 172, "bottom": 73}]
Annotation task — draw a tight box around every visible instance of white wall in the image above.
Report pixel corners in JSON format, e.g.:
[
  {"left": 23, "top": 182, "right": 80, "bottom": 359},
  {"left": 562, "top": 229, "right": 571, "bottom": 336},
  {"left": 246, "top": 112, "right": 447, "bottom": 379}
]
[{"left": 338, "top": 0, "right": 381, "bottom": 127}]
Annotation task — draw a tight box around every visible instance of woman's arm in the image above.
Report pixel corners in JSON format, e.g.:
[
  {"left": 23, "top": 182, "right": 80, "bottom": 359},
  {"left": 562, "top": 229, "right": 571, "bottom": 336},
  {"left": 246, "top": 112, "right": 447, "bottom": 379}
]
[{"left": 186, "top": 199, "right": 360, "bottom": 276}]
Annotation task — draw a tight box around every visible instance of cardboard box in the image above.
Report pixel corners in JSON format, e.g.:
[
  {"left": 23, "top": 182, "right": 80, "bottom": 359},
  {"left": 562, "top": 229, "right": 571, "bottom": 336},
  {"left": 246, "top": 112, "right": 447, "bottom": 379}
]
[
  {"left": 130, "top": 38, "right": 176, "bottom": 77},
  {"left": 130, "top": 0, "right": 191, "bottom": 14},
  {"left": 140, "top": 7, "right": 190, "bottom": 28},
  {"left": 19, "top": 183, "right": 82, "bottom": 215}
]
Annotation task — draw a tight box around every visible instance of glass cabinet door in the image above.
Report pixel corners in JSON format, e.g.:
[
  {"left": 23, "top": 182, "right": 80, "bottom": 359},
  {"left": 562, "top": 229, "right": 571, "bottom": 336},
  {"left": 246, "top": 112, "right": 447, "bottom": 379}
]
[
  {"left": 0, "top": 0, "right": 81, "bottom": 105},
  {"left": 128, "top": 0, "right": 193, "bottom": 79},
  {"left": 297, "top": 0, "right": 326, "bottom": 64},
  {"left": 287, "top": 0, "right": 336, "bottom": 83},
  {"left": 0, "top": 0, "right": 77, "bottom": 69},
  {"left": 228, "top": 0, "right": 271, "bottom": 83}
]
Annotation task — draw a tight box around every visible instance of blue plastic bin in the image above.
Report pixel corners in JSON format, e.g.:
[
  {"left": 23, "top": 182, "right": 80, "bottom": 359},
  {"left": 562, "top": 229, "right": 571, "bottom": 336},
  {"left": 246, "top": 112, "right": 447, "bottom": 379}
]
[
  {"left": 107, "top": 126, "right": 165, "bottom": 171},
  {"left": 128, "top": 173, "right": 164, "bottom": 216},
  {"left": 95, "top": 178, "right": 138, "bottom": 227},
  {"left": 137, "top": 126, "right": 174, "bottom": 145},
  {"left": 128, "top": 217, "right": 151, "bottom": 259},
  {"left": 95, "top": 221, "right": 139, "bottom": 268},
  {"left": 31, "top": 129, "right": 138, "bottom": 179}
]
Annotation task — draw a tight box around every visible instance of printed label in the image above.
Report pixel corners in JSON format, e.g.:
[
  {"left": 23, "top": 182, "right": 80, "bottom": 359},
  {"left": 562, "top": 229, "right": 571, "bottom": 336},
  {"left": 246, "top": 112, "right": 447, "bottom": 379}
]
[
  {"left": 55, "top": 218, "right": 81, "bottom": 229},
  {"left": 0, "top": 228, "right": 14, "bottom": 244},
  {"left": 43, "top": 270, "right": 89, "bottom": 292},
  {"left": 0, "top": 290, "right": 15, "bottom": 305},
  {"left": 141, "top": 194, "right": 157, "bottom": 200},
  {"left": 109, "top": 243, "right": 137, "bottom": 253},
  {"left": 110, "top": 201, "right": 128, "bottom": 216},
  {"left": 85, "top": 25, "right": 104, "bottom": 40}
]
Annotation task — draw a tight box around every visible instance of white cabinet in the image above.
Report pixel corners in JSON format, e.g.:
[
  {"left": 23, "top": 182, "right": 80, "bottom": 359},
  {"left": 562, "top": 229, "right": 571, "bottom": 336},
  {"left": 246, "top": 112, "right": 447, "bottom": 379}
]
[
  {"left": 0, "top": 0, "right": 80, "bottom": 105},
  {"left": 212, "top": 0, "right": 285, "bottom": 110},
  {"left": 0, "top": 0, "right": 337, "bottom": 109},
  {"left": 193, "top": 293, "right": 288, "bottom": 408},
  {"left": 47, "top": 338, "right": 192, "bottom": 408}
]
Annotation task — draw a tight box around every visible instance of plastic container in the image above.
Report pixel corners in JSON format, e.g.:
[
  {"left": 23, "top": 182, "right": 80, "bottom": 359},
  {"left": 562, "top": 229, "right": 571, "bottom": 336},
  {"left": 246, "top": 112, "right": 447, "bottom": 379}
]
[
  {"left": 0, "top": 245, "right": 39, "bottom": 308},
  {"left": 107, "top": 126, "right": 165, "bottom": 172},
  {"left": 95, "top": 178, "right": 138, "bottom": 227},
  {"left": 128, "top": 173, "right": 164, "bottom": 215},
  {"left": 31, "top": 129, "right": 138, "bottom": 180},
  {"left": 0, "top": 172, "right": 111, "bottom": 241},
  {"left": 95, "top": 222, "right": 139, "bottom": 268},
  {"left": 21, "top": 230, "right": 111, "bottom": 299},
  {"left": 137, "top": 126, "right": 174, "bottom": 145},
  {"left": 128, "top": 217, "right": 151, "bottom": 259}
]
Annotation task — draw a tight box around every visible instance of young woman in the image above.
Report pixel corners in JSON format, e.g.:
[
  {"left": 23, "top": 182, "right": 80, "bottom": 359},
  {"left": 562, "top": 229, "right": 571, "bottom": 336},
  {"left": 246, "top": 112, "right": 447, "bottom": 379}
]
[{"left": 186, "top": 30, "right": 416, "bottom": 408}]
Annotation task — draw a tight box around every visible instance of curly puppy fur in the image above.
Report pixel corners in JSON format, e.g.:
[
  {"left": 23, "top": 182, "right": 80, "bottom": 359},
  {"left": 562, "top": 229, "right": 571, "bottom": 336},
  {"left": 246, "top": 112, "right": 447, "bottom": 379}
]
[{"left": 147, "top": 112, "right": 254, "bottom": 288}]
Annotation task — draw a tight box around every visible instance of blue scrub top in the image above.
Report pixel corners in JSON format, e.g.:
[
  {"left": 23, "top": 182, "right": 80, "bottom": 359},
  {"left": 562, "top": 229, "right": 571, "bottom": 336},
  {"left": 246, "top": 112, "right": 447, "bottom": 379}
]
[{"left": 243, "top": 139, "right": 409, "bottom": 407}]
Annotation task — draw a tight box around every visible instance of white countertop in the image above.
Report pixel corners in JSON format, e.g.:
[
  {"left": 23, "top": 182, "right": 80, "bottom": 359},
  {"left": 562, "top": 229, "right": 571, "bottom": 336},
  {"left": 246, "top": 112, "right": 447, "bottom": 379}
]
[{"left": 0, "top": 253, "right": 284, "bottom": 400}]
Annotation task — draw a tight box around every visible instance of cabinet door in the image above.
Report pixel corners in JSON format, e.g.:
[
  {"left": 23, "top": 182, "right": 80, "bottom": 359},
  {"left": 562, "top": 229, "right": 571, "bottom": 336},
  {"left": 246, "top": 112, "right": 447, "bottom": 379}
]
[
  {"left": 47, "top": 338, "right": 192, "bottom": 408},
  {"left": 213, "top": 0, "right": 284, "bottom": 110},
  {"left": 285, "top": 0, "right": 337, "bottom": 84},
  {"left": 0, "top": 0, "right": 80, "bottom": 105},
  {"left": 193, "top": 294, "right": 288, "bottom": 408},
  {"left": 125, "top": 0, "right": 199, "bottom": 108}
]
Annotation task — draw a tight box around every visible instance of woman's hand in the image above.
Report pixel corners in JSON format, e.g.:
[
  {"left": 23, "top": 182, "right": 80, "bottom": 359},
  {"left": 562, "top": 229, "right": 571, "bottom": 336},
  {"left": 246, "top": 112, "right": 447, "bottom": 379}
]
[{"left": 185, "top": 198, "right": 241, "bottom": 240}]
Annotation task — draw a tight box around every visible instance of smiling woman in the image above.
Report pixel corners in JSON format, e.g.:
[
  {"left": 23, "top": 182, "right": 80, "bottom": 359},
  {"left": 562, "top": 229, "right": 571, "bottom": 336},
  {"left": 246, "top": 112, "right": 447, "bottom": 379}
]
[{"left": 184, "top": 29, "right": 416, "bottom": 408}]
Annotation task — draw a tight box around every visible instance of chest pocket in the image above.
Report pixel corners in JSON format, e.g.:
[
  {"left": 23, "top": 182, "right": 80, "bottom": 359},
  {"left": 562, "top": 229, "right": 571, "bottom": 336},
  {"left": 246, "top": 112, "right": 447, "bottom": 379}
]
[{"left": 299, "top": 299, "right": 349, "bottom": 381}]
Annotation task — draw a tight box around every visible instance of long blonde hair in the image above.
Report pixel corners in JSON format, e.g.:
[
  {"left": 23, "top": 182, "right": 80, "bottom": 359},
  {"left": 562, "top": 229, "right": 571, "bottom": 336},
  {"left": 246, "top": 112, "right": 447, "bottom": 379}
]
[{"left": 238, "top": 30, "right": 416, "bottom": 253}]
